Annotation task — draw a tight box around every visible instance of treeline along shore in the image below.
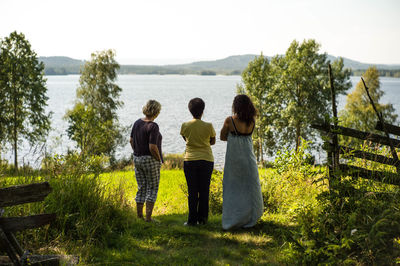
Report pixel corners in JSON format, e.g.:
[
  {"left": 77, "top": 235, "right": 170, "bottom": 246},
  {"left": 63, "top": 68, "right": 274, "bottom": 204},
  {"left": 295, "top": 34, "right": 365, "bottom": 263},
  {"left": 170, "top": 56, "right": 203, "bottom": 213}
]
[{"left": 40, "top": 55, "right": 400, "bottom": 77}]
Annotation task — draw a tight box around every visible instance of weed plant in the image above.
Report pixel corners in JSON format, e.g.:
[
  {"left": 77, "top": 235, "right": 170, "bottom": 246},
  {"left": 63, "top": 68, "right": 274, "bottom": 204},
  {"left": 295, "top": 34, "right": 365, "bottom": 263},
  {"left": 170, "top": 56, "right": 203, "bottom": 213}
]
[
  {"left": 161, "top": 153, "right": 184, "bottom": 170},
  {"left": 261, "top": 140, "right": 325, "bottom": 216},
  {"left": 2, "top": 153, "right": 136, "bottom": 257},
  {"left": 290, "top": 142, "right": 400, "bottom": 264}
]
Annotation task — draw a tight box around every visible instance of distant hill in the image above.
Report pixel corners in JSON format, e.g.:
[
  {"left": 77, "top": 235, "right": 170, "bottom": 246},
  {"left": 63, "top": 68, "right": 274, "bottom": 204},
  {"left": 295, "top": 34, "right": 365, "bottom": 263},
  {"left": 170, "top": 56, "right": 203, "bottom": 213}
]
[
  {"left": 39, "top": 55, "right": 400, "bottom": 76},
  {"left": 117, "top": 55, "right": 261, "bottom": 75},
  {"left": 326, "top": 55, "right": 400, "bottom": 70},
  {"left": 39, "top": 56, "right": 83, "bottom": 75}
]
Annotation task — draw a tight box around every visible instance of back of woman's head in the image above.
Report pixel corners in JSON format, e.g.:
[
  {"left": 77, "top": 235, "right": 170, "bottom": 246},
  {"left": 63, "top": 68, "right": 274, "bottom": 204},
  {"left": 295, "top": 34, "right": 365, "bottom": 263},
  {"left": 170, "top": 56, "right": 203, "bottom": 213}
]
[
  {"left": 188, "top": 98, "right": 205, "bottom": 119},
  {"left": 232, "top": 94, "right": 256, "bottom": 125},
  {"left": 143, "top": 99, "right": 161, "bottom": 118}
]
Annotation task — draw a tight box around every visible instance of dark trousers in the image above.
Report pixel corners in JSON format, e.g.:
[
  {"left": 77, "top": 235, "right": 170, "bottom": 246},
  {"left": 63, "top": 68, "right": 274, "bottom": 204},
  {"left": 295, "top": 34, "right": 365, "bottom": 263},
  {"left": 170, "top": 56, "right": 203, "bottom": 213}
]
[{"left": 183, "top": 160, "right": 214, "bottom": 225}]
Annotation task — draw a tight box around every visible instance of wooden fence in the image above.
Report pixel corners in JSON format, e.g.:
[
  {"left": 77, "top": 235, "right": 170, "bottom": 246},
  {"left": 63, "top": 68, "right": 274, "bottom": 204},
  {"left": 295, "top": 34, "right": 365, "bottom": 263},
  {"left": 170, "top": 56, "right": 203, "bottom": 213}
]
[
  {"left": 0, "top": 182, "right": 58, "bottom": 266},
  {"left": 311, "top": 64, "right": 400, "bottom": 188}
]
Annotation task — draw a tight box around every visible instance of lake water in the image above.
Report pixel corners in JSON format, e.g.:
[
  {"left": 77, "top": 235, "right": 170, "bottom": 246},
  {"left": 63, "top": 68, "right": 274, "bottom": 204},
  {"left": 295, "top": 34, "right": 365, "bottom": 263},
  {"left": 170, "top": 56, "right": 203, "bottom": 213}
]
[{"left": 2, "top": 75, "right": 400, "bottom": 169}]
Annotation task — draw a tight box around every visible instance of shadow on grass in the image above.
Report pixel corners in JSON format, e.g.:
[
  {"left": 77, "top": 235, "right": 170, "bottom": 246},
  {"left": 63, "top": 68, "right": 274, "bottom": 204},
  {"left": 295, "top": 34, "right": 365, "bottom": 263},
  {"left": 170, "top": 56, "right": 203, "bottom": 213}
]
[{"left": 88, "top": 211, "right": 297, "bottom": 265}]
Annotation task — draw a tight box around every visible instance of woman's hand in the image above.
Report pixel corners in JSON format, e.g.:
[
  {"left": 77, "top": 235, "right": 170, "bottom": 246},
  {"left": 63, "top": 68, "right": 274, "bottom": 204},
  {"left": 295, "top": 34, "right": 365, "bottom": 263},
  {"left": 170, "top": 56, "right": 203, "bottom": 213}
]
[
  {"left": 210, "top": 137, "right": 216, "bottom": 145},
  {"left": 149, "top": 144, "right": 162, "bottom": 162}
]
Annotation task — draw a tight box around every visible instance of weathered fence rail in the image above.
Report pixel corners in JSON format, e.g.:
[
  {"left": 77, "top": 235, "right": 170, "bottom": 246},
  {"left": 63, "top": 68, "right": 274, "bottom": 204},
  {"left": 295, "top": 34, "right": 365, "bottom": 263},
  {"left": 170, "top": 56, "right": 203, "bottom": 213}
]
[
  {"left": 0, "top": 182, "right": 58, "bottom": 266},
  {"left": 312, "top": 65, "right": 400, "bottom": 188}
]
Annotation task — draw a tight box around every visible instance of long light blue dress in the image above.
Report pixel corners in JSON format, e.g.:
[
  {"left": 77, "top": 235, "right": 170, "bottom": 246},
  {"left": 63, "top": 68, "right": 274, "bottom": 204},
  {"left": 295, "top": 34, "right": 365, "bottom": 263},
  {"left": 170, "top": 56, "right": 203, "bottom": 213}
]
[{"left": 222, "top": 118, "right": 264, "bottom": 230}]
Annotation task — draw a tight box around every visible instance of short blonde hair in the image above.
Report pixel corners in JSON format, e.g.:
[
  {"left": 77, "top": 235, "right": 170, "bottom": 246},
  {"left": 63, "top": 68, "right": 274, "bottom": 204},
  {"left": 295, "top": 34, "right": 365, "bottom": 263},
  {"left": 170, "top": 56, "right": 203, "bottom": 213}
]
[{"left": 142, "top": 100, "right": 161, "bottom": 118}]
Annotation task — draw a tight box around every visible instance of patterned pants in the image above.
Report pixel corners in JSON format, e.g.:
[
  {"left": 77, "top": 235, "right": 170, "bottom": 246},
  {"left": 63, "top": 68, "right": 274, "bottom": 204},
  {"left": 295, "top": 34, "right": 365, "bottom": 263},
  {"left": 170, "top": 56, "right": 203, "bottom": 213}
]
[{"left": 134, "top": 155, "right": 161, "bottom": 203}]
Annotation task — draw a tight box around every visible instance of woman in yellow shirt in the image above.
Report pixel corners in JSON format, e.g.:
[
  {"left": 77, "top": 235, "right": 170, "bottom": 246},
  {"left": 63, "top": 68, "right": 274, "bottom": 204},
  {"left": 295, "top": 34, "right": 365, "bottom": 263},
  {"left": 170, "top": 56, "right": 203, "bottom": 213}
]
[{"left": 180, "top": 98, "right": 216, "bottom": 226}]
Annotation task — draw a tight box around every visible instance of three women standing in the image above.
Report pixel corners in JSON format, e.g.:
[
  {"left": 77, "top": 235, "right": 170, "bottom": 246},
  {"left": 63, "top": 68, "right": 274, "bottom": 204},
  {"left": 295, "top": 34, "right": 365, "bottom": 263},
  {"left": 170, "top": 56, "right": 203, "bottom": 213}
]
[{"left": 131, "top": 95, "right": 263, "bottom": 229}]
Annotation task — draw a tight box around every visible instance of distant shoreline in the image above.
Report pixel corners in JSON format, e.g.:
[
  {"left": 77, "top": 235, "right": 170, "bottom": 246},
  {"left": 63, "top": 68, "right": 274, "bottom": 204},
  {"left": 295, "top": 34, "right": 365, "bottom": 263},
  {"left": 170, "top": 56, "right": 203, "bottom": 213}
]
[{"left": 40, "top": 55, "right": 400, "bottom": 77}]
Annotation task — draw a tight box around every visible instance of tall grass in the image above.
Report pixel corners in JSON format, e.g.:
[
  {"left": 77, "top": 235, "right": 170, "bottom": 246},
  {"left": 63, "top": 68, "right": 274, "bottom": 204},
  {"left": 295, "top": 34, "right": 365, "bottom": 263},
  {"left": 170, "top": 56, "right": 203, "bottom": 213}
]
[{"left": 2, "top": 143, "right": 399, "bottom": 264}]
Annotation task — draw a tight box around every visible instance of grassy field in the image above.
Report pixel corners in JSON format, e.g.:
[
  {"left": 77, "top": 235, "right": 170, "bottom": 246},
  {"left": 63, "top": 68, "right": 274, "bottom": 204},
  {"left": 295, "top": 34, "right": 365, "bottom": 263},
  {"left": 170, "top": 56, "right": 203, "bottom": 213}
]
[
  {"left": 86, "top": 169, "right": 293, "bottom": 265},
  {"left": 4, "top": 151, "right": 399, "bottom": 264},
  {"left": 2, "top": 168, "right": 301, "bottom": 265},
  {"left": 3, "top": 145, "right": 400, "bottom": 264}
]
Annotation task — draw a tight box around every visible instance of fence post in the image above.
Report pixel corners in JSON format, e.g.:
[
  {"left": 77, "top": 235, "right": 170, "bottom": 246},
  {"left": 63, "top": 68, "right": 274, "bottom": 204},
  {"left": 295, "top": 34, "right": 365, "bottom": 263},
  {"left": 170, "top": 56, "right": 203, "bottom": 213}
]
[{"left": 328, "top": 64, "right": 340, "bottom": 189}]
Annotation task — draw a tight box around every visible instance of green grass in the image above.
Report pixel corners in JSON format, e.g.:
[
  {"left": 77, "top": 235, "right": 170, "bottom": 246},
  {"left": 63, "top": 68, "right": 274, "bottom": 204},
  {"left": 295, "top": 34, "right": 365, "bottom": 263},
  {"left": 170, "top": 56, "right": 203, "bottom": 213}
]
[
  {"left": 87, "top": 169, "right": 293, "bottom": 265},
  {"left": 4, "top": 146, "right": 400, "bottom": 264},
  {"left": 1, "top": 168, "right": 307, "bottom": 265}
]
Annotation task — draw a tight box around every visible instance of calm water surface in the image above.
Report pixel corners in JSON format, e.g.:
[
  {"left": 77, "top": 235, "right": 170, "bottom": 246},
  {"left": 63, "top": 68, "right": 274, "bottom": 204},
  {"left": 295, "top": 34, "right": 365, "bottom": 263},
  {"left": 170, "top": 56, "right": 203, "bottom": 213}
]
[{"left": 3, "top": 75, "right": 400, "bottom": 169}]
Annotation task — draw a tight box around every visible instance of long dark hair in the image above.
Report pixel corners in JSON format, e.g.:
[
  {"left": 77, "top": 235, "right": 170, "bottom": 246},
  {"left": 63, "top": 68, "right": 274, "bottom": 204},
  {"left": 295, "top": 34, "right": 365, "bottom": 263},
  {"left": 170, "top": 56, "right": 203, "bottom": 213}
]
[{"left": 232, "top": 94, "right": 257, "bottom": 126}]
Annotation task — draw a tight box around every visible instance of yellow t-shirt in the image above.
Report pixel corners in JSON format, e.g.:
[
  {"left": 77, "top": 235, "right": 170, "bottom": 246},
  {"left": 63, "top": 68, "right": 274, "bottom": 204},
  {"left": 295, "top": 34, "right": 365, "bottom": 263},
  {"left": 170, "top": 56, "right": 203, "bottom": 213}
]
[{"left": 180, "top": 119, "right": 216, "bottom": 162}]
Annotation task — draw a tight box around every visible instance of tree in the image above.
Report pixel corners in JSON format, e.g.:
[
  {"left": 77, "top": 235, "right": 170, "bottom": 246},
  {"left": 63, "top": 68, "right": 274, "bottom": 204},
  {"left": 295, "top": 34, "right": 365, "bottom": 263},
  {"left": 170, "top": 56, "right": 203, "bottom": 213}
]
[
  {"left": 237, "top": 53, "right": 278, "bottom": 162},
  {"left": 0, "top": 31, "right": 51, "bottom": 169},
  {"left": 340, "top": 66, "right": 397, "bottom": 136},
  {"left": 274, "top": 40, "right": 351, "bottom": 151},
  {"left": 65, "top": 50, "right": 124, "bottom": 159},
  {"left": 238, "top": 40, "right": 352, "bottom": 157}
]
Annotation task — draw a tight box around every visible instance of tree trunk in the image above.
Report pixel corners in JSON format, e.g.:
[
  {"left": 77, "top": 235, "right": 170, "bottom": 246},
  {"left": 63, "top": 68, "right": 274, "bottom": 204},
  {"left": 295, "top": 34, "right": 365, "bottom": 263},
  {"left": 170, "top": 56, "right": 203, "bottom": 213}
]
[
  {"left": 13, "top": 132, "right": 18, "bottom": 171},
  {"left": 255, "top": 141, "right": 260, "bottom": 163},
  {"left": 12, "top": 85, "right": 18, "bottom": 171},
  {"left": 295, "top": 122, "right": 301, "bottom": 152},
  {"left": 13, "top": 105, "right": 18, "bottom": 170},
  {"left": 259, "top": 127, "right": 263, "bottom": 164}
]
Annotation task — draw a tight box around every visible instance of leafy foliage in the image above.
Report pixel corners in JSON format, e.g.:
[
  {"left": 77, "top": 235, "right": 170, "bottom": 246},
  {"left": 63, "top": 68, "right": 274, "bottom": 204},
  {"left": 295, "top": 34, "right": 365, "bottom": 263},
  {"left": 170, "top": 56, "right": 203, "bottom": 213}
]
[
  {"left": 274, "top": 40, "right": 351, "bottom": 151},
  {"left": 289, "top": 144, "right": 400, "bottom": 264},
  {"left": 238, "top": 40, "right": 351, "bottom": 158},
  {"left": 65, "top": 50, "right": 124, "bottom": 160},
  {"left": 0, "top": 31, "right": 51, "bottom": 169},
  {"left": 262, "top": 140, "right": 324, "bottom": 215},
  {"left": 161, "top": 153, "right": 184, "bottom": 170},
  {"left": 237, "top": 53, "right": 277, "bottom": 161},
  {"left": 340, "top": 66, "right": 397, "bottom": 144}
]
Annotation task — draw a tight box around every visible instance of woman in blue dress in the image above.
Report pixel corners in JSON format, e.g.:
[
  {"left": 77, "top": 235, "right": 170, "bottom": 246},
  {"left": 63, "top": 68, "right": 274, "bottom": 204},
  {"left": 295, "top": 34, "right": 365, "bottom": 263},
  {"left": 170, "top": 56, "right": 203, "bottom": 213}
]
[{"left": 220, "top": 94, "right": 264, "bottom": 230}]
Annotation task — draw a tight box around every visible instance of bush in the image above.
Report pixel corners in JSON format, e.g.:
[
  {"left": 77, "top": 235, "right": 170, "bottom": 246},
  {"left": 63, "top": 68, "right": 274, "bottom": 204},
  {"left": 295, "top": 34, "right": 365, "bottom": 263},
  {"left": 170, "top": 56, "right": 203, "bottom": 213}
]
[
  {"left": 289, "top": 143, "right": 400, "bottom": 264},
  {"left": 109, "top": 156, "right": 133, "bottom": 171},
  {"left": 8, "top": 153, "right": 135, "bottom": 253},
  {"left": 162, "top": 153, "right": 184, "bottom": 170},
  {"left": 260, "top": 140, "right": 324, "bottom": 215},
  {"left": 209, "top": 171, "right": 223, "bottom": 214}
]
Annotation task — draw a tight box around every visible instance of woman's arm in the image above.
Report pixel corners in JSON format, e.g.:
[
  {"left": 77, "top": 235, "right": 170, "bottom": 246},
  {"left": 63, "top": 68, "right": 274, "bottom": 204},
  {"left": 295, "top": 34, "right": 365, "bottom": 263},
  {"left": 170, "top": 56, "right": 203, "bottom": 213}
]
[
  {"left": 220, "top": 117, "right": 230, "bottom": 141},
  {"left": 149, "top": 144, "right": 162, "bottom": 162},
  {"left": 130, "top": 137, "right": 134, "bottom": 150}
]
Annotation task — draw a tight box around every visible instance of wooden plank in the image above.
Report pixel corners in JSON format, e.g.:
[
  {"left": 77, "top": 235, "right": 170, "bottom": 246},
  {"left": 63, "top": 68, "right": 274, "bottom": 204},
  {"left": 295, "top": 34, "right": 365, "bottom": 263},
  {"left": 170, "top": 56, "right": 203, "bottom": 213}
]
[
  {"left": 375, "top": 121, "right": 400, "bottom": 136},
  {"left": 4, "top": 232, "right": 24, "bottom": 256},
  {"left": 0, "top": 255, "right": 60, "bottom": 266},
  {"left": 0, "top": 182, "right": 52, "bottom": 208},
  {"left": 361, "top": 77, "right": 400, "bottom": 165},
  {"left": 339, "top": 164, "right": 400, "bottom": 186},
  {"left": 328, "top": 64, "right": 340, "bottom": 171},
  {"left": 0, "top": 214, "right": 56, "bottom": 232},
  {"left": 337, "top": 145, "right": 400, "bottom": 167},
  {"left": 0, "top": 227, "right": 21, "bottom": 266},
  {"left": 311, "top": 123, "right": 400, "bottom": 148}
]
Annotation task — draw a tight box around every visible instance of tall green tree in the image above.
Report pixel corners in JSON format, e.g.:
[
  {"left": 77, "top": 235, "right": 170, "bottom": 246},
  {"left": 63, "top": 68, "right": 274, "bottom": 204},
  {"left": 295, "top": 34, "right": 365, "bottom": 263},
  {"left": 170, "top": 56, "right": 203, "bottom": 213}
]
[
  {"left": 65, "top": 50, "right": 124, "bottom": 159},
  {"left": 340, "top": 66, "right": 397, "bottom": 135},
  {"left": 237, "top": 53, "right": 278, "bottom": 162},
  {"left": 0, "top": 31, "right": 51, "bottom": 169},
  {"left": 275, "top": 39, "right": 351, "bottom": 151},
  {"left": 238, "top": 40, "right": 351, "bottom": 157}
]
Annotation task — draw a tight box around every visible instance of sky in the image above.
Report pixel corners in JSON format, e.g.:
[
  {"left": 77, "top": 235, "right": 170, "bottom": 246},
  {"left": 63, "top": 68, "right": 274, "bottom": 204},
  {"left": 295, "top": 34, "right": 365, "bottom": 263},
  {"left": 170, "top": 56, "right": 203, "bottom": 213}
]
[{"left": 1, "top": 0, "right": 399, "bottom": 65}]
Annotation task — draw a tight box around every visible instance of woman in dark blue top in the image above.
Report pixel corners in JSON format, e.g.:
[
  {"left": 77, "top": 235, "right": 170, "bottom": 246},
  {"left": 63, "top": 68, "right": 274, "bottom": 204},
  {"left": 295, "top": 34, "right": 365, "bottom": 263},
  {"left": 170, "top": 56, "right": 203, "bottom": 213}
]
[{"left": 130, "top": 99, "right": 162, "bottom": 222}]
